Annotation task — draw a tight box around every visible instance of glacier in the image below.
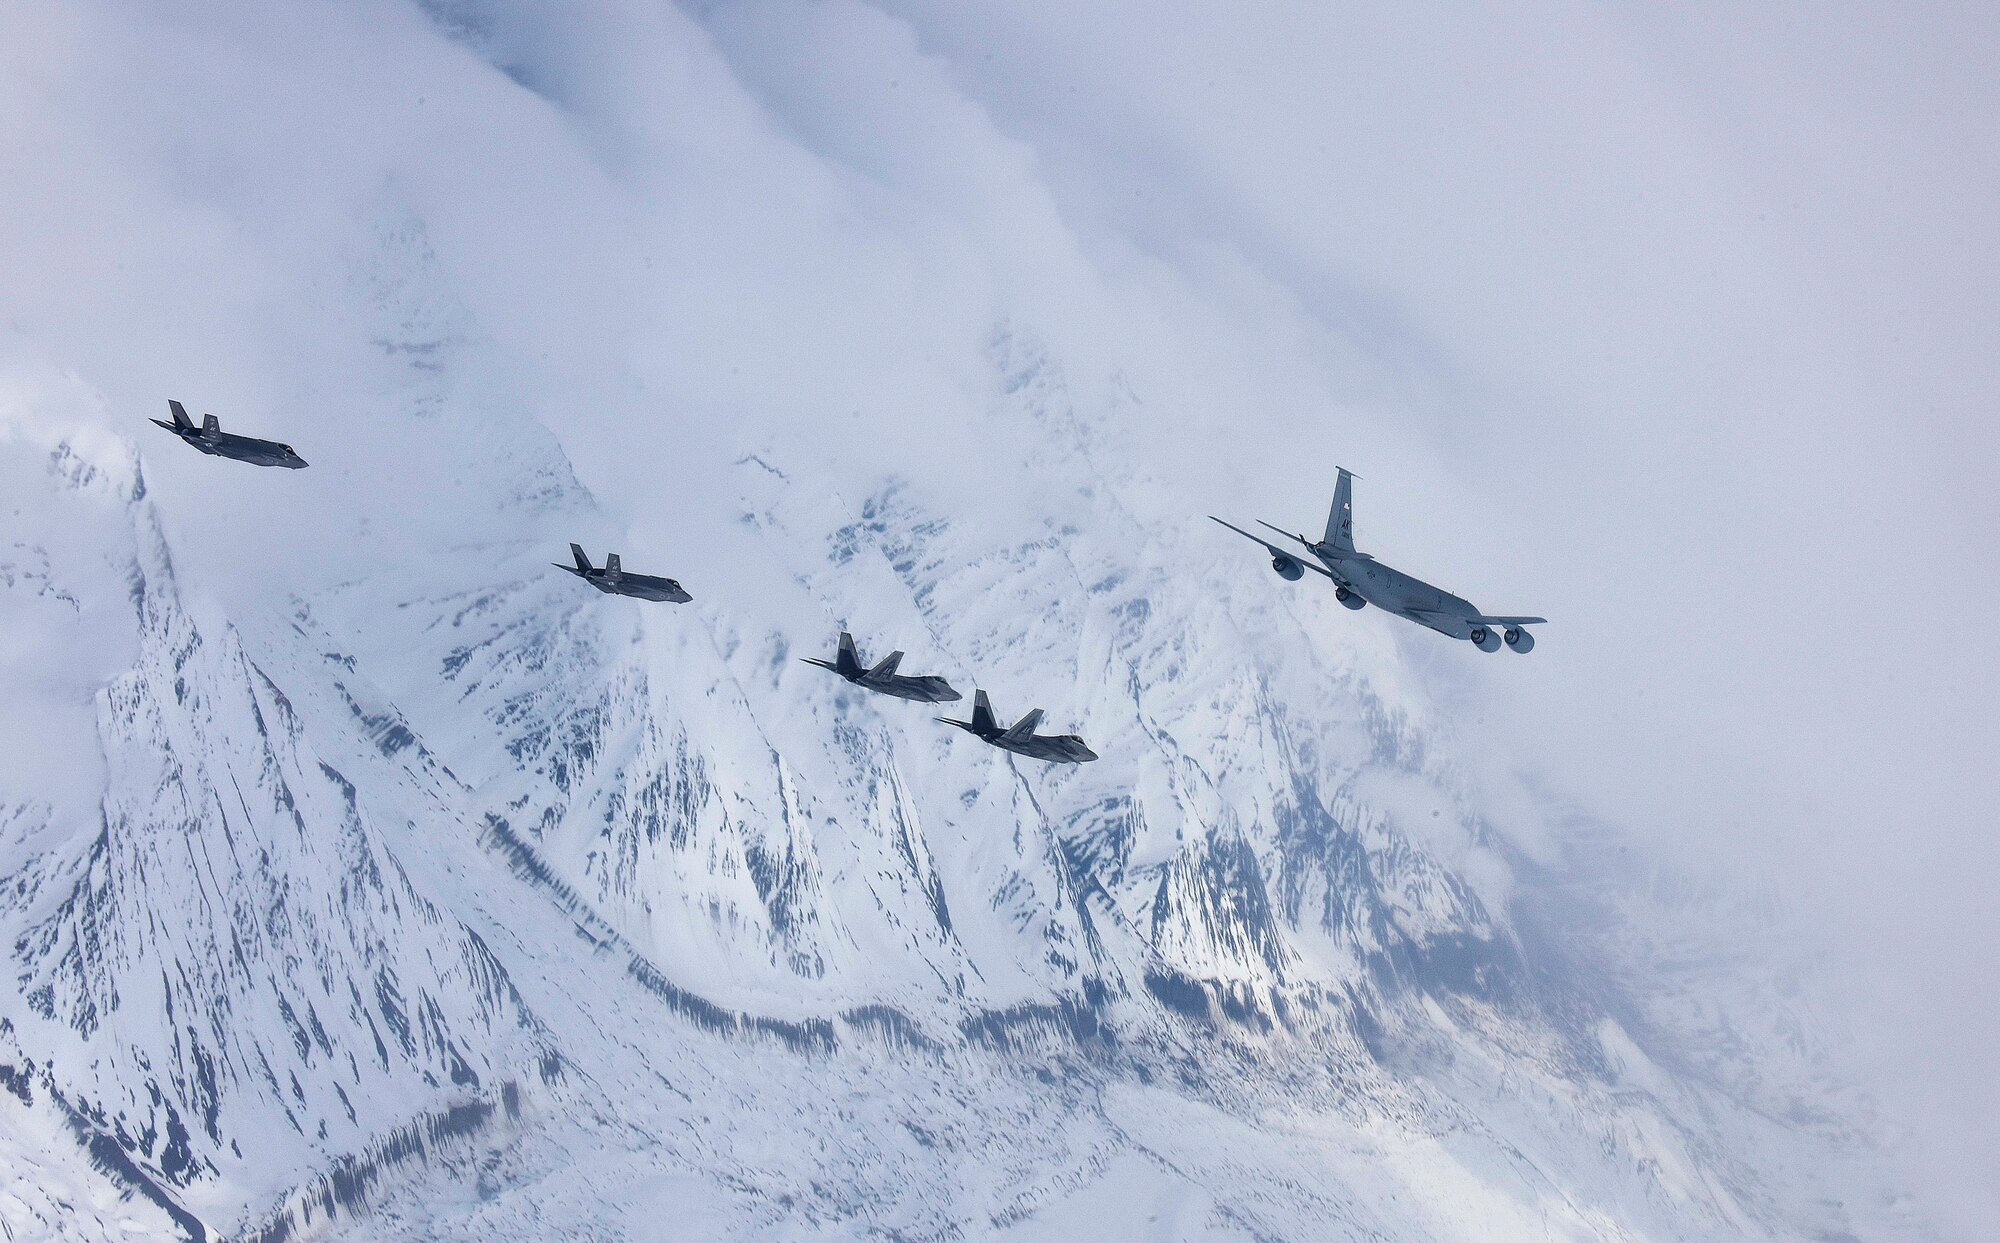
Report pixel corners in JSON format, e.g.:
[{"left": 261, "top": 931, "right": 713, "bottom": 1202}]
[{"left": 0, "top": 2, "right": 1937, "bottom": 1240}]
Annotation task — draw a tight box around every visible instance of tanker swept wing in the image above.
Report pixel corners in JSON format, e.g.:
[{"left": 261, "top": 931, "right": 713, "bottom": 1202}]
[
  {"left": 802, "top": 632, "right": 961, "bottom": 703},
  {"left": 150, "top": 399, "right": 307, "bottom": 468},
  {"left": 1212, "top": 468, "right": 1544, "bottom": 652},
  {"left": 938, "top": 690, "right": 1097, "bottom": 763},
  {"left": 555, "top": 543, "right": 691, "bottom": 603}
]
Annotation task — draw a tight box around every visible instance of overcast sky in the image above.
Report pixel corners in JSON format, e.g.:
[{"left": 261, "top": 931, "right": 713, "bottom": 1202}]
[
  {"left": 4, "top": 1, "right": 1994, "bottom": 1235},
  {"left": 681, "top": 4, "right": 2000, "bottom": 1226},
  {"left": 833, "top": 5, "right": 1999, "bottom": 1233}
]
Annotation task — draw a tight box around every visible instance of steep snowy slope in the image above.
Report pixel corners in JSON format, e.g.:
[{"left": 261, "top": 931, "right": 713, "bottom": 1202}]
[
  {"left": 1, "top": 256, "right": 1914, "bottom": 1243},
  {"left": 0, "top": 2, "right": 1934, "bottom": 1240},
  {"left": 0, "top": 374, "right": 561, "bottom": 1231}
]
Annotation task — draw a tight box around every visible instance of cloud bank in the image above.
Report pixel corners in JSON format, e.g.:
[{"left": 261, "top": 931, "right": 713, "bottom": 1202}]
[{"left": 2, "top": 0, "right": 1993, "bottom": 1235}]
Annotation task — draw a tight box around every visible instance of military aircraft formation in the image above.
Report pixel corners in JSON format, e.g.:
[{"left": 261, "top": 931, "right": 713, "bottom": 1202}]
[{"left": 152, "top": 397, "right": 1543, "bottom": 762}]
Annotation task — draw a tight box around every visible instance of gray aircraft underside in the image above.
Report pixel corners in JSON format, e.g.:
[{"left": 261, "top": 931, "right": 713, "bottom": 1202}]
[
  {"left": 1213, "top": 468, "right": 1544, "bottom": 652},
  {"left": 938, "top": 690, "right": 1097, "bottom": 763},
  {"left": 802, "top": 632, "right": 961, "bottom": 703},
  {"left": 557, "top": 543, "right": 692, "bottom": 603},
  {"left": 151, "top": 399, "right": 307, "bottom": 468}
]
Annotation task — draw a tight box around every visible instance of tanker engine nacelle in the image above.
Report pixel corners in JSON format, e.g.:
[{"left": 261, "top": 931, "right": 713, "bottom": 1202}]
[
  {"left": 1504, "top": 626, "right": 1535, "bottom": 653},
  {"left": 1335, "top": 585, "right": 1367, "bottom": 610},
  {"left": 1271, "top": 555, "right": 1304, "bottom": 581}
]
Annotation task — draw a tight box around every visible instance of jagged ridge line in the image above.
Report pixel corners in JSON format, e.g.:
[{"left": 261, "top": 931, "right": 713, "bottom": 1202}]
[{"left": 477, "top": 812, "right": 1188, "bottom": 1059}]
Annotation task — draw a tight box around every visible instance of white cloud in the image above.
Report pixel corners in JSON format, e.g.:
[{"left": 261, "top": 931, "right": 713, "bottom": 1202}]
[
  {"left": 3, "top": 0, "right": 1993, "bottom": 1233},
  {"left": 856, "top": 2, "right": 2000, "bottom": 1232}
]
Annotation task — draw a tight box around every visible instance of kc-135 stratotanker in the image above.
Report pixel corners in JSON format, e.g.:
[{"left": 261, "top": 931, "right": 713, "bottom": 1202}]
[
  {"left": 802, "top": 632, "right": 961, "bottom": 703},
  {"left": 151, "top": 400, "right": 307, "bottom": 468},
  {"left": 1213, "top": 468, "right": 1544, "bottom": 652},
  {"left": 556, "top": 544, "right": 692, "bottom": 603}
]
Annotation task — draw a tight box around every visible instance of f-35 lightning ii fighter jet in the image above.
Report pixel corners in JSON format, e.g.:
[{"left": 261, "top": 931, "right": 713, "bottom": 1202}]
[
  {"left": 802, "top": 632, "right": 961, "bottom": 703},
  {"left": 1213, "top": 468, "right": 1545, "bottom": 652},
  {"left": 938, "top": 690, "right": 1097, "bottom": 763},
  {"left": 555, "top": 544, "right": 692, "bottom": 603},
  {"left": 151, "top": 400, "right": 307, "bottom": 468}
]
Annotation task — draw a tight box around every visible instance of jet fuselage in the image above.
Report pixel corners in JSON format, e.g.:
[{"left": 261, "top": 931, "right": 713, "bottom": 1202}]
[
  {"left": 561, "top": 565, "right": 692, "bottom": 603},
  {"left": 1212, "top": 467, "right": 1542, "bottom": 650},
  {"left": 1315, "top": 549, "right": 1487, "bottom": 640},
  {"left": 803, "top": 632, "right": 961, "bottom": 703},
  {"left": 151, "top": 416, "right": 307, "bottom": 469},
  {"left": 938, "top": 691, "right": 1097, "bottom": 763},
  {"left": 556, "top": 543, "right": 691, "bottom": 603},
  {"left": 805, "top": 659, "right": 961, "bottom": 703},
  {"left": 974, "top": 728, "right": 1099, "bottom": 764}
]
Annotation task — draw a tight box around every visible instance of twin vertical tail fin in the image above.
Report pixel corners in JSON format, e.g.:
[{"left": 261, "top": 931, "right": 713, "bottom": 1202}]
[
  {"left": 1323, "top": 467, "right": 1356, "bottom": 553},
  {"left": 201, "top": 413, "right": 221, "bottom": 438},
  {"left": 604, "top": 553, "right": 622, "bottom": 580},
  {"left": 569, "top": 543, "right": 593, "bottom": 572},
  {"left": 868, "top": 650, "right": 904, "bottom": 679},
  {"left": 168, "top": 399, "right": 194, "bottom": 431},
  {"left": 970, "top": 689, "right": 997, "bottom": 734},
  {"left": 835, "top": 632, "right": 862, "bottom": 677},
  {"left": 1000, "top": 708, "right": 1044, "bottom": 743}
]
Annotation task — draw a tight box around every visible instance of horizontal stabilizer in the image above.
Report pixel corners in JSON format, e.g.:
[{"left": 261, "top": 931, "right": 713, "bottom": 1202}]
[
  {"left": 1255, "top": 519, "right": 1319, "bottom": 552},
  {"left": 1209, "top": 517, "right": 1335, "bottom": 577},
  {"left": 1261, "top": 518, "right": 1368, "bottom": 563}
]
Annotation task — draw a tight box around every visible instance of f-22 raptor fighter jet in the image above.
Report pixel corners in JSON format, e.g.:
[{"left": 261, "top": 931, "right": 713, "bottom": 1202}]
[
  {"left": 802, "top": 632, "right": 961, "bottom": 703},
  {"left": 938, "top": 690, "right": 1097, "bottom": 763},
  {"left": 1213, "top": 468, "right": 1545, "bottom": 652},
  {"left": 555, "top": 544, "right": 692, "bottom": 603},
  {"left": 151, "top": 400, "right": 307, "bottom": 468}
]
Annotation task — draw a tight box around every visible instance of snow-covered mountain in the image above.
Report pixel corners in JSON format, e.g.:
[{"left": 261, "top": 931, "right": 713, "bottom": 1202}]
[{"left": 0, "top": 3, "right": 1934, "bottom": 1240}]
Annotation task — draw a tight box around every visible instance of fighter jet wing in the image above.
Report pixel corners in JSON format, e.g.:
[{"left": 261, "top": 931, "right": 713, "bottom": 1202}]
[
  {"left": 999, "top": 709, "right": 1045, "bottom": 743},
  {"left": 1208, "top": 517, "right": 1334, "bottom": 577}
]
